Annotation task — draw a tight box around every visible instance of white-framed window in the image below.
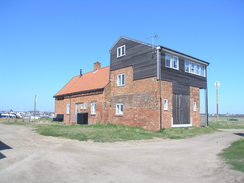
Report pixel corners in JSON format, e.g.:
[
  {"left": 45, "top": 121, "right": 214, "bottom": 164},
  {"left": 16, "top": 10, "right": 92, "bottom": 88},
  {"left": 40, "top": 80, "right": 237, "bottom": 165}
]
[
  {"left": 91, "top": 102, "right": 96, "bottom": 115},
  {"left": 165, "top": 53, "right": 179, "bottom": 70},
  {"left": 185, "top": 60, "right": 206, "bottom": 77},
  {"left": 117, "top": 45, "right": 126, "bottom": 57},
  {"left": 117, "top": 73, "right": 125, "bottom": 86},
  {"left": 116, "top": 103, "right": 124, "bottom": 115},
  {"left": 163, "top": 99, "right": 168, "bottom": 111},
  {"left": 66, "top": 104, "right": 70, "bottom": 114},
  {"left": 193, "top": 102, "right": 197, "bottom": 112}
]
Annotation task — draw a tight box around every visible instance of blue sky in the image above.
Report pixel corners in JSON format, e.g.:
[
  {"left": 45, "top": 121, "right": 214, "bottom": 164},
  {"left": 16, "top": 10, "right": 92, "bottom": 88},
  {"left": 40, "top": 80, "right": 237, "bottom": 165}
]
[{"left": 0, "top": 0, "right": 243, "bottom": 114}]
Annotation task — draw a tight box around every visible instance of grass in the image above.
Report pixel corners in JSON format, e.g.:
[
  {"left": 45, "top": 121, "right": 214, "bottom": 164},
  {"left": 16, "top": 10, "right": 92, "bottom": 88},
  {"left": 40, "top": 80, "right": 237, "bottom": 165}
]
[
  {"left": 0, "top": 118, "right": 217, "bottom": 142},
  {"left": 219, "top": 139, "right": 244, "bottom": 172},
  {"left": 2, "top": 117, "right": 244, "bottom": 142},
  {"left": 209, "top": 121, "right": 244, "bottom": 129},
  {"left": 35, "top": 123, "right": 216, "bottom": 142}
]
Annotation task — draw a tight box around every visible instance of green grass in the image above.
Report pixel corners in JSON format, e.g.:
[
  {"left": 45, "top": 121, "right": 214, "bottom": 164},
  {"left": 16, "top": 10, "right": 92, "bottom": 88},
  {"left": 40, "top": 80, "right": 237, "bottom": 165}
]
[
  {"left": 35, "top": 122, "right": 216, "bottom": 142},
  {"left": 209, "top": 121, "right": 244, "bottom": 129},
  {"left": 219, "top": 139, "right": 244, "bottom": 172},
  {"left": 0, "top": 118, "right": 217, "bottom": 142}
]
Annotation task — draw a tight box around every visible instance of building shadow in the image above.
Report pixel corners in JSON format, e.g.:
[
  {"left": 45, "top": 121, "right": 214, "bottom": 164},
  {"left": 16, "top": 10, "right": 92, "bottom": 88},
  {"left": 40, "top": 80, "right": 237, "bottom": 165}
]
[
  {"left": 234, "top": 133, "right": 244, "bottom": 137},
  {"left": 0, "top": 152, "right": 6, "bottom": 159},
  {"left": 0, "top": 141, "right": 12, "bottom": 160}
]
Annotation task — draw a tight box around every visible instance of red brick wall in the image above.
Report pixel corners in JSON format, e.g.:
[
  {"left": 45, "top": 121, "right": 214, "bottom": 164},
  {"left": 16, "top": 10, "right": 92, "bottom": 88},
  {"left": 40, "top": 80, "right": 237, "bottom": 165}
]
[
  {"left": 161, "top": 81, "right": 173, "bottom": 128},
  {"left": 55, "top": 66, "right": 201, "bottom": 130},
  {"left": 106, "top": 66, "right": 161, "bottom": 131},
  {"left": 55, "top": 92, "right": 106, "bottom": 125},
  {"left": 190, "top": 86, "right": 200, "bottom": 126}
]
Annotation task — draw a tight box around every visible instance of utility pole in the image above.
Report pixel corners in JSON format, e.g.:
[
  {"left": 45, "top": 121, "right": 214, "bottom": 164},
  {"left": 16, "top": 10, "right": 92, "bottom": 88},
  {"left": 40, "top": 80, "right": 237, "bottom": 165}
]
[
  {"left": 34, "top": 95, "right": 37, "bottom": 118},
  {"left": 214, "top": 81, "right": 220, "bottom": 121}
]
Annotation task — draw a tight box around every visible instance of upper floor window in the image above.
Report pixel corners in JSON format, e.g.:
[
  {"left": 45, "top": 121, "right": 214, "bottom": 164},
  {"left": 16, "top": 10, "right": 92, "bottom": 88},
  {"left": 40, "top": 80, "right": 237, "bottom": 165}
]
[
  {"left": 185, "top": 60, "right": 206, "bottom": 77},
  {"left": 117, "top": 73, "right": 125, "bottom": 86},
  {"left": 66, "top": 104, "right": 70, "bottom": 114},
  {"left": 117, "top": 45, "right": 126, "bottom": 57},
  {"left": 165, "top": 53, "right": 179, "bottom": 70},
  {"left": 116, "top": 103, "right": 124, "bottom": 115},
  {"left": 91, "top": 102, "right": 96, "bottom": 115}
]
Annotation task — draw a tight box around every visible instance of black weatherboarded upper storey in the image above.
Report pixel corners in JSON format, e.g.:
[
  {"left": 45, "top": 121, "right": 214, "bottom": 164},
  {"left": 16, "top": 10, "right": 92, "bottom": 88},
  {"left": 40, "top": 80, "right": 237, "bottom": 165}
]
[
  {"left": 110, "top": 37, "right": 209, "bottom": 89},
  {"left": 110, "top": 37, "right": 157, "bottom": 80}
]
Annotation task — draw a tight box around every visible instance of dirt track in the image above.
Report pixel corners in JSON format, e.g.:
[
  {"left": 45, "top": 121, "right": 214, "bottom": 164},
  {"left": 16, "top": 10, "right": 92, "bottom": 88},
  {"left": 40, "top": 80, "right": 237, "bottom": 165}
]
[{"left": 0, "top": 124, "right": 244, "bottom": 183}]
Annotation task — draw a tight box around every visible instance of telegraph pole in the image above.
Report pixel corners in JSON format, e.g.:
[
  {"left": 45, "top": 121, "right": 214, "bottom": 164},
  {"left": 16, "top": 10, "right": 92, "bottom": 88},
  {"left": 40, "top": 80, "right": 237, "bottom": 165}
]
[
  {"left": 34, "top": 95, "right": 37, "bottom": 118},
  {"left": 214, "top": 81, "right": 220, "bottom": 121}
]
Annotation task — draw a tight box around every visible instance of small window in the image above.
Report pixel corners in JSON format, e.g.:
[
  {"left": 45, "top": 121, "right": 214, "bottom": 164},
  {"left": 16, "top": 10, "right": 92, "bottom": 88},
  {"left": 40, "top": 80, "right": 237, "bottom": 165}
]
[
  {"left": 165, "top": 53, "right": 179, "bottom": 70},
  {"left": 91, "top": 102, "right": 96, "bottom": 115},
  {"left": 193, "top": 102, "right": 197, "bottom": 112},
  {"left": 66, "top": 104, "right": 70, "bottom": 114},
  {"left": 117, "top": 73, "right": 125, "bottom": 86},
  {"left": 117, "top": 45, "right": 126, "bottom": 57},
  {"left": 163, "top": 99, "right": 168, "bottom": 111},
  {"left": 116, "top": 103, "right": 124, "bottom": 115}
]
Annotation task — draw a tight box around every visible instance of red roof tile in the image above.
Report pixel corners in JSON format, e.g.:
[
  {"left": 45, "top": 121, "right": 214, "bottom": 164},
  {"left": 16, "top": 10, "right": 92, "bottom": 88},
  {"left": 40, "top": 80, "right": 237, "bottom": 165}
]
[{"left": 54, "top": 66, "right": 110, "bottom": 97}]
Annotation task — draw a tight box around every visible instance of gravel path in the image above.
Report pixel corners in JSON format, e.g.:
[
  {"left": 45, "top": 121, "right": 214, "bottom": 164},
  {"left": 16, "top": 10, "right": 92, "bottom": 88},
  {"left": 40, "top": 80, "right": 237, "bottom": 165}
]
[{"left": 0, "top": 124, "right": 244, "bottom": 183}]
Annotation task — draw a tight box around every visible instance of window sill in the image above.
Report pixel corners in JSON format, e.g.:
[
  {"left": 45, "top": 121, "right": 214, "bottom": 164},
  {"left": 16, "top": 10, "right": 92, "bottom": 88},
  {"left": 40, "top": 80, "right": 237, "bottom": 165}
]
[
  {"left": 117, "top": 85, "right": 125, "bottom": 87},
  {"left": 165, "top": 66, "right": 179, "bottom": 70},
  {"left": 90, "top": 114, "right": 96, "bottom": 116},
  {"left": 117, "top": 55, "right": 125, "bottom": 58},
  {"left": 115, "top": 114, "right": 123, "bottom": 117}
]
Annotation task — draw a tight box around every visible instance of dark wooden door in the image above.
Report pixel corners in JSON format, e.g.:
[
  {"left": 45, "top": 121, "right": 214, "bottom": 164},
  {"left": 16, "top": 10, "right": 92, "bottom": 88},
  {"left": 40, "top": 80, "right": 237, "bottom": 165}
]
[
  {"left": 173, "top": 94, "right": 190, "bottom": 125},
  {"left": 77, "top": 113, "right": 88, "bottom": 125}
]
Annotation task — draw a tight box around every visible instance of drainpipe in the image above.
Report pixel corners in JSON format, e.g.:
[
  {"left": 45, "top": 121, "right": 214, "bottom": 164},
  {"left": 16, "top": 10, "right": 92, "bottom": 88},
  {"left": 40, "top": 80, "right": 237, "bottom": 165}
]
[{"left": 156, "top": 46, "right": 162, "bottom": 130}]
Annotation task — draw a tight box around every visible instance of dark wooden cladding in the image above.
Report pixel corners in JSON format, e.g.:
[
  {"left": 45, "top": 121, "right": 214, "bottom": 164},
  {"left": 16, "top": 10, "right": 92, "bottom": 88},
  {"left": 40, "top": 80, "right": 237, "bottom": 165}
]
[
  {"left": 161, "top": 52, "right": 207, "bottom": 89},
  {"left": 110, "top": 37, "right": 208, "bottom": 89},
  {"left": 110, "top": 38, "right": 157, "bottom": 80},
  {"left": 173, "top": 94, "right": 190, "bottom": 124},
  {"left": 173, "top": 83, "right": 190, "bottom": 95}
]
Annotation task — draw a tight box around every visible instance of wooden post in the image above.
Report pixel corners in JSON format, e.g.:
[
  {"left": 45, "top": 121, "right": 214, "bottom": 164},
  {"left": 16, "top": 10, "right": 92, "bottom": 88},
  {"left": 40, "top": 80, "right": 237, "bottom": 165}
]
[{"left": 214, "top": 81, "right": 220, "bottom": 121}]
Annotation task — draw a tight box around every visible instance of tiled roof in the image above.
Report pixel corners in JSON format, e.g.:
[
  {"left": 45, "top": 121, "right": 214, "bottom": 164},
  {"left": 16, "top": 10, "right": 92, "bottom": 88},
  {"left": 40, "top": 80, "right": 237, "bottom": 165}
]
[{"left": 54, "top": 66, "right": 110, "bottom": 97}]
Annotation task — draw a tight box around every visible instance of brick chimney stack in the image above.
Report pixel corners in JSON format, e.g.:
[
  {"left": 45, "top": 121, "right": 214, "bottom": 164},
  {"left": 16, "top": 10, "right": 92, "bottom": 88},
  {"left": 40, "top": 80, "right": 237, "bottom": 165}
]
[{"left": 94, "top": 61, "right": 101, "bottom": 71}]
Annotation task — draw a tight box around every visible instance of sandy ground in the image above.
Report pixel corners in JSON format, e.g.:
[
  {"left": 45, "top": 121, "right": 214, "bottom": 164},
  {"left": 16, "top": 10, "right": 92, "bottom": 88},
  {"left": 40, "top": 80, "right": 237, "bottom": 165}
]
[{"left": 0, "top": 124, "right": 244, "bottom": 183}]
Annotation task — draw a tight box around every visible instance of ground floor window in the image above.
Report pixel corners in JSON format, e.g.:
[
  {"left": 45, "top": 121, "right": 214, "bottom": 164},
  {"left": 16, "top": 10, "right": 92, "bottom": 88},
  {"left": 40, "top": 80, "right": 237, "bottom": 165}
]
[
  {"left": 193, "top": 102, "right": 197, "bottom": 112},
  {"left": 66, "top": 104, "right": 70, "bottom": 114},
  {"left": 91, "top": 102, "right": 96, "bottom": 115},
  {"left": 116, "top": 103, "right": 124, "bottom": 115},
  {"left": 163, "top": 99, "right": 168, "bottom": 111}
]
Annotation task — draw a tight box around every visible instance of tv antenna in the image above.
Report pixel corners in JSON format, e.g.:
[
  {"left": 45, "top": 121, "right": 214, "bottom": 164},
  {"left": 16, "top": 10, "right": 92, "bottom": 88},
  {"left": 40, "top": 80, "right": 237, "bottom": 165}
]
[{"left": 147, "top": 34, "right": 159, "bottom": 49}]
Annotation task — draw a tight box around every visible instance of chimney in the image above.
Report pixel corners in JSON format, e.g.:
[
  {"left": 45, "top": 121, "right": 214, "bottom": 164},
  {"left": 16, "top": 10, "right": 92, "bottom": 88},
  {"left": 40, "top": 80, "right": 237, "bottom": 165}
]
[
  {"left": 80, "top": 69, "right": 82, "bottom": 77},
  {"left": 94, "top": 61, "right": 101, "bottom": 71}
]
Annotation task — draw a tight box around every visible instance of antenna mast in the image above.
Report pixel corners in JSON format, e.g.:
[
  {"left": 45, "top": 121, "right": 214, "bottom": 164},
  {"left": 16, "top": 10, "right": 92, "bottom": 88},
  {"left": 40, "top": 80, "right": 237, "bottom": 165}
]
[{"left": 147, "top": 34, "right": 159, "bottom": 49}]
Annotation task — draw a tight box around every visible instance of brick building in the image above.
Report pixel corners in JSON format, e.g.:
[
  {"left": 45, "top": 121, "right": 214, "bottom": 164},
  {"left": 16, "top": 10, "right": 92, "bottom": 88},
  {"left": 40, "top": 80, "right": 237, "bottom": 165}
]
[{"left": 54, "top": 37, "right": 209, "bottom": 130}]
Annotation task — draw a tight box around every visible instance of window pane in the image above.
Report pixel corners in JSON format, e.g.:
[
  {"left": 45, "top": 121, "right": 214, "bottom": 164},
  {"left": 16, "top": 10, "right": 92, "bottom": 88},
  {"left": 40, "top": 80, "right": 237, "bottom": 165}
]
[
  {"left": 191, "top": 63, "right": 195, "bottom": 73},
  {"left": 185, "top": 61, "right": 189, "bottom": 72},
  {"left": 201, "top": 66, "right": 205, "bottom": 76},
  {"left": 165, "top": 54, "right": 171, "bottom": 67},
  {"left": 117, "top": 48, "right": 121, "bottom": 57},
  {"left": 122, "top": 74, "right": 125, "bottom": 85},
  {"left": 173, "top": 56, "right": 178, "bottom": 69},
  {"left": 196, "top": 65, "right": 200, "bottom": 75},
  {"left": 122, "top": 46, "right": 125, "bottom": 55},
  {"left": 117, "top": 74, "right": 121, "bottom": 86},
  {"left": 121, "top": 104, "right": 124, "bottom": 113}
]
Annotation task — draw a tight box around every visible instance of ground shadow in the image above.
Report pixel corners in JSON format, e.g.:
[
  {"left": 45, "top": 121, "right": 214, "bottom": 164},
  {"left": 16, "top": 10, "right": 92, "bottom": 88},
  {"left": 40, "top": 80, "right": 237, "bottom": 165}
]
[
  {"left": 234, "top": 133, "right": 244, "bottom": 137},
  {"left": 0, "top": 152, "right": 6, "bottom": 159},
  {"left": 0, "top": 141, "right": 12, "bottom": 160},
  {"left": 0, "top": 141, "right": 12, "bottom": 151}
]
